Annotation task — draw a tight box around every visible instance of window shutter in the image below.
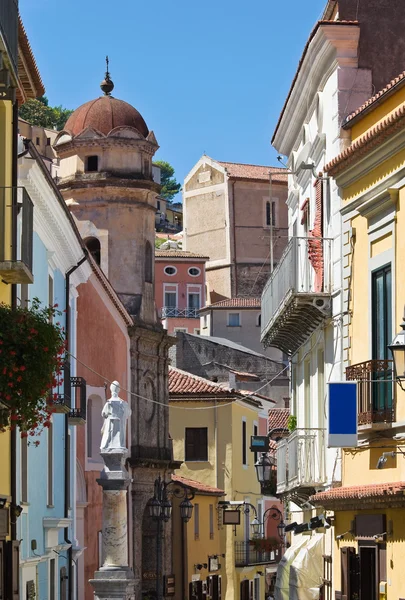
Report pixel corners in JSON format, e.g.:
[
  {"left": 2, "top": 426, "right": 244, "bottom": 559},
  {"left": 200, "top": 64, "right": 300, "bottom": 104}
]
[
  {"left": 249, "top": 580, "right": 254, "bottom": 600},
  {"left": 218, "top": 576, "right": 222, "bottom": 600},
  {"left": 6, "top": 541, "right": 19, "bottom": 600},
  {"left": 340, "top": 547, "right": 355, "bottom": 600},
  {"left": 0, "top": 541, "right": 4, "bottom": 600}
]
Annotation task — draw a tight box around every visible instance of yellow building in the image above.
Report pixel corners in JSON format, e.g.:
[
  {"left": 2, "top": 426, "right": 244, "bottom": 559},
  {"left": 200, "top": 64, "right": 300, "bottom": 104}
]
[
  {"left": 169, "top": 366, "right": 280, "bottom": 600},
  {"left": 0, "top": 9, "right": 44, "bottom": 588},
  {"left": 311, "top": 69, "right": 405, "bottom": 599}
]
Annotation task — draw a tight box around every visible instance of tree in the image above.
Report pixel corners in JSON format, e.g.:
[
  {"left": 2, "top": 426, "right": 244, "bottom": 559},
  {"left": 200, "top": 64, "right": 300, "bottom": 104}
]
[
  {"left": 154, "top": 160, "right": 181, "bottom": 203},
  {"left": 19, "top": 96, "right": 73, "bottom": 130}
]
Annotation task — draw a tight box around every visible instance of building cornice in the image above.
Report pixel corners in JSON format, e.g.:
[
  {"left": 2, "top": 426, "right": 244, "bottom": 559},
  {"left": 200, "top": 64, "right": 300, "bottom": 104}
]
[{"left": 272, "top": 22, "right": 360, "bottom": 155}]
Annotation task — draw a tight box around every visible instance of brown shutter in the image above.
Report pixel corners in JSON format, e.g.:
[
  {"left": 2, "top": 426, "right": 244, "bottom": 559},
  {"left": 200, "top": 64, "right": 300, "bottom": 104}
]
[
  {"left": 0, "top": 541, "right": 4, "bottom": 600},
  {"left": 6, "top": 541, "right": 19, "bottom": 600},
  {"left": 341, "top": 547, "right": 356, "bottom": 600}
]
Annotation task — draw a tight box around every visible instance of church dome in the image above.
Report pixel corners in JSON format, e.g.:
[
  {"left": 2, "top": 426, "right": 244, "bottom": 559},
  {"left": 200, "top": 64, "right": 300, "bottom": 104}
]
[{"left": 64, "top": 95, "right": 149, "bottom": 138}]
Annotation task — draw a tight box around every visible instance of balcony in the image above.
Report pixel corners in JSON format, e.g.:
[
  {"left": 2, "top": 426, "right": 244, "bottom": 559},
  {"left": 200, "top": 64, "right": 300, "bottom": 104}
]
[
  {"left": 0, "top": 0, "right": 18, "bottom": 75},
  {"left": 276, "top": 429, "right": 326, "bottom": 498},
  {"left": 160, "top": 306, "right": 199, "bottom": 319},
  {"left": 261, "top": 237, "right": 332, "bottom": 356},
  {"left": 346, "top": 359, "right": 394, "bottom": 426},
  {"left": 234, "top": 541, "right": 282, "bottom": 567},
  {"left": 0, "top": 187, "right": 33, "bottom": 284},
  {"left": 51, "top": 360, "right": 87, "bottom": 424}
]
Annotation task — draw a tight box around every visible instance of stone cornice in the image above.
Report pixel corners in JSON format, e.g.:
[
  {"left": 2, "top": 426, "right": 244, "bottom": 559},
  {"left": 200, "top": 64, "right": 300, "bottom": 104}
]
[
  {"left": 55, "top": 136, "right": 158, "bottom": 157},
  {"left": 58, "top": 176, "right": 160, "bottom": 197},
  {"left": 273, "top": 23, "right": 360, "bottom": 155}
]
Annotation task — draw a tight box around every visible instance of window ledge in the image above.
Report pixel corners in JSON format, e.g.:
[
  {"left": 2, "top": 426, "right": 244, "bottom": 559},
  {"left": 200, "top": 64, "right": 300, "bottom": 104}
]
[
  {"left": 185, "top": 460, "right": 210, "bottom": 464},
  {"left": 227, "top": 325, "right": 241, "bottom": 328}
]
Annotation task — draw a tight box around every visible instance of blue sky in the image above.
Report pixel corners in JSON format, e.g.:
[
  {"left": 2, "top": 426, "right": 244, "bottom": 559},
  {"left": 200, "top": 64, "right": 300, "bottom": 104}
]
[{"left": 20, "top": 0, "right": 326, "bottom": 200}]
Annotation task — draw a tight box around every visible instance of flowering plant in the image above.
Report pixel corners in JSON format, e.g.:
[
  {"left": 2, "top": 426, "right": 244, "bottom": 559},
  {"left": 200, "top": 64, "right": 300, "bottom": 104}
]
[
  {"left": 249, "top": 537, "right": 280, "bottom": 551},
  {"left": 0, "top": 298, "right": 66, "bottom": 438}
]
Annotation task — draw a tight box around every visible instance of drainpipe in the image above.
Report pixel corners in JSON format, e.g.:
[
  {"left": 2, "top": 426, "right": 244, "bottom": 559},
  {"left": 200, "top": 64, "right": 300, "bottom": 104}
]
[
  {"left": 64, "top": 255, "right": 86, "bottom": 600},
  {"left": 10, "top": 97, "right": 18, "bottom": 542},
  {"left": 231, "top": 181, "right": 238, "bottom": 296}
]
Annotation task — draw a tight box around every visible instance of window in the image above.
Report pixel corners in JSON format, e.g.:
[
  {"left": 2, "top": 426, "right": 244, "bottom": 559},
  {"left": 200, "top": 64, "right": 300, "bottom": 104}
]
[
  {"left": 253, "top": 423, "right": 258, "bottom": 464},
  {"left": 242, "top": 420, "right": 247, "bottom": 466},
  {"left": 194, "top": 503, "right": 200, "bottom": 540},
  {"left": 46, "top": 137, "right": 51, "bottom": 146},
  {"left": 145, "top": 241, "right": 153, "bottom": 283},
  {"left": 188, "top": 292, "right": 200, "bottom": 310},
  {"left": 164, "top": 289, "right": 177, "bottom": 308},
  {"left": 21, "top": 437, "right": 28, "bottom": 503},
  {"left": 228, "top": 313, "right": 240, "bottom": 327},
  {"left": 49, "top": 559, "right": 56, "bottom": 600},
  {"left": 203, "top": 315, "right": 208, "bottom": 329},
  {"left": 372, "top": 265, "right": 392, "bottom": 360},
  {"left": 143, "top": 158, "right": 150, "bottom": 177},
  {"left": 188, "top": 267, "right": 201, "bottom": 277},
  {"left": 36, "top": 137, "right": 40, "bottom": 146},
  {"left": 85, "top": 237, "right": 101, "bottom": 266},
  {"left": 47, "top": 422, "right": 53, "bottom": 506},
  {"left": 209, "top": 504, "right": 214, "bottom": 539},
  {"left": 265, "top": 201, "right": 276, "bottom": 227},
  {"left": 86, "top": 156, "right": 98, "bottom": 172},
  {"left": 157, "top": 200, "right": 161, "bottom": 210},
  {"left": 164, "top": 266, "right": 177, "bottom": 276},
  {"left": 185, "top": 427, "right": 208, "bottom": 461},
  {"left": 194, "top": 329, "right": 200, "bottom": 335},
  {"left": 257, "top": 313, "right": 261, "bottom": 327}
]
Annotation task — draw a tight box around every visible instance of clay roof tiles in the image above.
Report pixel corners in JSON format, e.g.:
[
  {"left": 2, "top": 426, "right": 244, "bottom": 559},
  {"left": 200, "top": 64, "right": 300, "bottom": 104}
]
[
  {"left": 268, "top": 408, "right": 290, "bottom": 432},
  {"left": 344, "top": 69, "right": 405, "bottom": 126},
  {"left": 310, "top": 481, "right": 405, "bottom": 504},
  {"left": 171, "top": 475, "right": 225, "bottom": 496},
  {"left": 218, "top": 161, "right": 287, "bottom": 183},
  {"left": 18, "top": 16, "right": 45, "bottom": 101},
  {"left": 203, "top": 297, "right": 261, "bottom": 309},
  {"left": 155, "top": 250, "right": 209, "bottom": 259}
]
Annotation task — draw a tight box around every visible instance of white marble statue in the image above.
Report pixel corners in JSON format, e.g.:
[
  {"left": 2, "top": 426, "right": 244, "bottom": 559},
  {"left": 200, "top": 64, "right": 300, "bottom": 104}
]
[{"left": 100, "top": 381, "right": 131, "bottom": 451}]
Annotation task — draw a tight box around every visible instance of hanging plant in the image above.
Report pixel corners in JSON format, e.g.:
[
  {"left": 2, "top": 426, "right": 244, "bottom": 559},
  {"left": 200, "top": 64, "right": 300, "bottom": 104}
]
[
  {"left": 0, "top": 298, "right": 66, "bottom": 439},
  {"left": 249, "top": 537, "right": 280, "bottom": 552},
  {"left": 287, "top": 415, "right": 297, "bottom": 432}
]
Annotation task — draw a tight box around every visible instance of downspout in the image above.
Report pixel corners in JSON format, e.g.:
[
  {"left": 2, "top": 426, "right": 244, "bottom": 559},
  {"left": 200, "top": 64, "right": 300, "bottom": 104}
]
[
  {"left": 231, "top": 181, "right": 238, "bottom": 296},
  {"left": 64, "top": 255, "right": 87, "bottom": 600},
  {"left": 10, "top": 97, "right": 19, "bottom": 542},
  {"left": 210, "top": 308, "right": 213, "bottom": 337}
]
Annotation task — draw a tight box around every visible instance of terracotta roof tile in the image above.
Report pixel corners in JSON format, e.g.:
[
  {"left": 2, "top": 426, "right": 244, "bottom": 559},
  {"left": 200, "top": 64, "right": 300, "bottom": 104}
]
[
  {"left": 239, "top": 390, "right": 276, "bottom": 403},
  {"left": 268, "top": 408, "right": 290, "bottom": 431},
  {"left": 311, "top": 481, "right": 405, "bottom": 504},
  {"left": 18, "top": 16, "right": 45, "bottom": 101},
  {"left": 202, "top": 297, "right": 261, "bottom": 309},
  {"left": 325, "top": 102, "right": 405, "bottom": 175},
  {"left": 169, "top": 366, "right": 236, "bottom": 396},
  {"left": 344, "top": 70, "right": 405, "bottom": 126},
  {"left": 172, "top": 475, "right": 225, "bottom": 496},
  {"left": 155, "top": 250, "right": 209, "bottom": 259},
  {"left": 272, "top": 20, "right": 359, "bottom": 144},
  {"left": 218, "top": 161, "right": 287, "bottom": 183}
]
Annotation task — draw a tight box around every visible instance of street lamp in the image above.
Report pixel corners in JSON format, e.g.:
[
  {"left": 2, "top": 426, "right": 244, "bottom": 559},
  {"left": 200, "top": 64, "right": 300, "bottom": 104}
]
[
  {"left": 388, "top": 312, "right": 405, "bottom": 390},
  {"left": 255, "top": 452, "right": 273, "bottom": 485},
  {"left": 147, "top": 476, "right": 194, "bottom": 600}
]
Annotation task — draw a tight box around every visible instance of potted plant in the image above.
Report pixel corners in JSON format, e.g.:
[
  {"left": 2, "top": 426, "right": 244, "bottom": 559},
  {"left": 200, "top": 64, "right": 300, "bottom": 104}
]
[{"left": 0, "top": 298, "right": 65, "bottom": 440}]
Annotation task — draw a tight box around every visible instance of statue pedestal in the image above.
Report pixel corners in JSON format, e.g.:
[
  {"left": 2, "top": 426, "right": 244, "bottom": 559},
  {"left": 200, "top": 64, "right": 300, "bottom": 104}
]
[{"left": 90, "top": 446, "right": 135, "bottom": 600}]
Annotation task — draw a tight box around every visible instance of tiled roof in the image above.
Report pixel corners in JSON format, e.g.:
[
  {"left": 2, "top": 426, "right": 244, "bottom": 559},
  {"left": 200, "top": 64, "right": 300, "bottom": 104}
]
[
  {"left": 268, "top": 408, "right": 290, "bottom": 431},
  {"left": 18, "top": 16, "right": 45, "bottom": 101},
  {"left": 311, "top": 481, "right": 405, "bottom": 505},
  {"left": 172, "top": 475, "right": 225, "bottom": 496},
  {"left": 155, "top": 250, "right": 209, "bottom": 259},
  {"left": 217, "top": 161, "right": 287, "bottom": 183},
  {"left": 325, "top": 102, "right": 405, "bottom": 175},
  {"left": 344, "top": 70, "right": 405, "bottom": 126},
  {"left": 239, "top": 390, "right": 276, "bottom": 403},
  {"left": 272, "top": 20, "right": 359, "bottom": 144},
  {"left": 202, "top": 297, "right": 261, "bottom": 310},
  {"left": 169, "top": 367, "right": 236, "bottom": 396}
]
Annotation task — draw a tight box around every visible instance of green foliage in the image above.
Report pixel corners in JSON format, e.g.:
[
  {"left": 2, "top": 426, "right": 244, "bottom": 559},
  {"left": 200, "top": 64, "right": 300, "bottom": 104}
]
[
  {"left": 287, "top": 414, "right": 297, "bottom": 432},
  {"left": 0, "top": 298, "right": 66, "bottom": 438},
  {"left": 19, "top": 96, "right": 73, "bottom": 131},
  {"left": 155, "top": 237, "right": 166, "bottom": 248},
  {"left": 154, "top": 160, "right": 181, "bottom": 203}
]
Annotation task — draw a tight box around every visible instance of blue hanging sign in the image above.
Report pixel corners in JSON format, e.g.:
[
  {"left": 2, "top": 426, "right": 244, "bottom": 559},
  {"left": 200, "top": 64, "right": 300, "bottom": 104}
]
[{"left": 328, "top": 382, "right": 358, "bottom": 447}]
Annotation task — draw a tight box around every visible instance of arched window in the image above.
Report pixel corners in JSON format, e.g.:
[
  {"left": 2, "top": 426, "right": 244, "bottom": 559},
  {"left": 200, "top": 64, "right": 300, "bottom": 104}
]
[
  {"left": 84, "top": 237, "right": 101, "bottom": 266},
  {"left": 145, "top": 241, "right": 153, "bottom": 283},
  {"left": 86, "top": 155, "right": 98, "bottom": 172}
]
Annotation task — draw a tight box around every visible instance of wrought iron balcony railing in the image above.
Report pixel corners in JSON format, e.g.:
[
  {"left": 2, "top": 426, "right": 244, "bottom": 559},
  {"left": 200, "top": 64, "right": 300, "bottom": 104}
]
[
  {"left": 346, "top": 359, "right": 394, "bottom": 425},
  {"left": 261, "top": 237, "right": 332, "bottom": 356},
  {"left": 0, "top": 187, "right": 34, "bottom": 284},
  {"left": 51, "top": 360, "right": 87, "bottom": 425},
  {"left": 0, "top": 0, "right": 19, "bottom": 74},
  {"left": 234, "top": 541, "right": 282, "bottom": 567},
  {"left": 276, "top": 429, "right": 326, "bottom": 495},
  {"left": 160, "top": 306, "right": 199, "bottom": 319}
]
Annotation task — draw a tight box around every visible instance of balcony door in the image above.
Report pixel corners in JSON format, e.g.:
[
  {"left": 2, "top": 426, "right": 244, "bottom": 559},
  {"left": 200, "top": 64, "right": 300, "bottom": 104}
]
[{"left": 371, "top": 265, "right": 392, "bottom": 415}]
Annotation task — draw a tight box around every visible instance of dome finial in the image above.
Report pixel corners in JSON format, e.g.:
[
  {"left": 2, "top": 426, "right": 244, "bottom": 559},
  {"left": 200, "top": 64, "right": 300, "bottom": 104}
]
[{"left": 100, "top": 55, "right": 114, "bottom": 96}]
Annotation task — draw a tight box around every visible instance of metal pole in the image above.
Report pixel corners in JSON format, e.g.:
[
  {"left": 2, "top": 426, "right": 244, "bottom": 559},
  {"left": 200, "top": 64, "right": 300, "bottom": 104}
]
[
  {"left": 269, "top": 174, "right": 274, "bottom": 273},
  {"left": 156, "top": 516, "right": 162, "bottom": 600}
]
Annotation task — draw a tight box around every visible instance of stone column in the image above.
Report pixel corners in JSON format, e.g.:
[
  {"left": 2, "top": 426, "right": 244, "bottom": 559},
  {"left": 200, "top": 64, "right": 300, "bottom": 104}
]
[{"left": 89, "top": 448, "right": 135, "bottom": 600}]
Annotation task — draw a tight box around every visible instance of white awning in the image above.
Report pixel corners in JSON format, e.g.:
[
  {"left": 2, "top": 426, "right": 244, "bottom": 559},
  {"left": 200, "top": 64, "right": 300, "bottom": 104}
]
[
  {"left": 289, "top": 533, "right": 324, "bottom": 600},
  {"left": 274, "top": 536, "right": 309, "bottom": 600}
]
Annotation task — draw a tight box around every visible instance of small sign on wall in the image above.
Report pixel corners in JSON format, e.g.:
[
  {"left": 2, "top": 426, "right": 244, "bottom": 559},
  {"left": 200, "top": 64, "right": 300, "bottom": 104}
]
[{"left": 328, "top": 382, "right": 358, "bottom": 447}]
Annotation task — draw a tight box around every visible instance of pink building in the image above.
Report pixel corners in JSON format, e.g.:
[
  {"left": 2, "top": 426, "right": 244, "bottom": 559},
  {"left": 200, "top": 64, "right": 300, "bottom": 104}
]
[{"left": 155, "top": 247, "right": 208, "bottom": 334}]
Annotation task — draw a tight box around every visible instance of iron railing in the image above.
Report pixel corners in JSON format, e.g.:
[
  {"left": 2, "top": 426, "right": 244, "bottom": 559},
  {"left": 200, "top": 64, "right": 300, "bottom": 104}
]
[
  {"left": 0, "top": 0, "right": 19, "bottom": 74},
  {"left": 160, "top": 306, "right": 199, "bottom": 318},
  {"left": 0, "top": 187, "right": 33, "bottom": 273},
  {"left": 276, "top": 429, "right": 326, "bottom": 495},
  {"left": 261, "top": 237, "right": 332, "bottom": 340},
  {"left": 234, "top": 541, "right": 282, "bottom": 567},
  {"left": 346, "top": 359, "right": 394, "bottom": 425}
]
